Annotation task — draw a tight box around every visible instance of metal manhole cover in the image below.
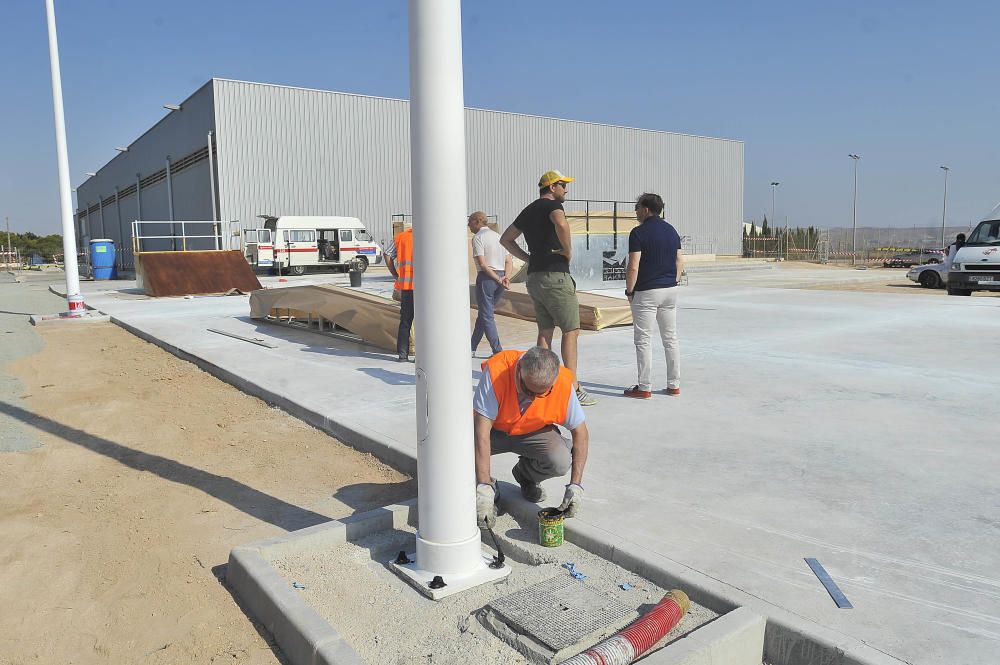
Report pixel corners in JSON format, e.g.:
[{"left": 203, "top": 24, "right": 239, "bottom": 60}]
[{"left": 486, "top": 575, "right": 635, "bottom": 651}]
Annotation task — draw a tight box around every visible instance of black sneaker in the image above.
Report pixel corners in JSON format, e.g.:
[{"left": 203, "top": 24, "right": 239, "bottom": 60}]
[
  {"left": 397, "top": 353, "right": 408, "bottom": 362},
  {"left": 511, "top": 463, "right": 546, "bottom": 503}
]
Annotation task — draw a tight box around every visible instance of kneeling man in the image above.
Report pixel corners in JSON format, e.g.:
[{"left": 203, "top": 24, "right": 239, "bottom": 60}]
[{"left": 473, "top": 346, "right": 589, "bottom": 528}]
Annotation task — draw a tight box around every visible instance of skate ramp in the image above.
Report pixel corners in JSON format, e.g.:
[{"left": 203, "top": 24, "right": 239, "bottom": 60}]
[{"left": 137, "top": 251, "right": 262, "bottom": 297}]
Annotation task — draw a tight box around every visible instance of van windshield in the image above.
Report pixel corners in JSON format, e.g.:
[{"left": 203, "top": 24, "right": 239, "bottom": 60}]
[{"left": 966, "top": 221, "right": 1000, "bottom": 246}]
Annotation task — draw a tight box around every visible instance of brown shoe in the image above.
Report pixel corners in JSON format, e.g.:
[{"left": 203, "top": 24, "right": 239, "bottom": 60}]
[
  {"left": 665, "top": 387, "right": 681, "bottom": 396},
  {"left": 624, "top": 385, "right": 652, "bottom": 399}
]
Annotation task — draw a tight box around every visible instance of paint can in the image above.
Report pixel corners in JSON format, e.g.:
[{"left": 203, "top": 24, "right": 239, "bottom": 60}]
[{"left": 538, "top": 508, "right": 564, "bottom": 547}]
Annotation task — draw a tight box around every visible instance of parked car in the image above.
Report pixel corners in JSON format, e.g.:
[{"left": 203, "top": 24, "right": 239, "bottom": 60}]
[
  {"left": 884, "top": 252, "right": 941, "bottom": 268},
  {"left": 906, "top": 262, "right": 948, "bottom": 288}
]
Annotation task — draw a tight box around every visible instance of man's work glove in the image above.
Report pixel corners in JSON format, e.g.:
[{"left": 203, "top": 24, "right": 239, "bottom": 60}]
[
  {"left": 558, "top": 483, "right": 584, "bottom": 518},
  {"left": 476, "top": 481, "right": 498, "bottom": 529}
]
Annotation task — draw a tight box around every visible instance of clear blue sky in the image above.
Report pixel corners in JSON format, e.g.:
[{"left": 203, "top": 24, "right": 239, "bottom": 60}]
[{"left": 2, "top": 1, "right": 997, "bottom": 235}]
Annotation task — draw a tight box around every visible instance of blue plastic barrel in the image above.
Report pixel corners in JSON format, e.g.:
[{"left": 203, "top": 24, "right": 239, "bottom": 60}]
[{"left": 89, "top": 239, "right": 117, "bottom": 280}]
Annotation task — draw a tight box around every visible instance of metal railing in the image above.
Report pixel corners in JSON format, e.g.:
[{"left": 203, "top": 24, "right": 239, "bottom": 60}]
[{"left": 131, "top": 220, "right": 223, "bottom": 255}]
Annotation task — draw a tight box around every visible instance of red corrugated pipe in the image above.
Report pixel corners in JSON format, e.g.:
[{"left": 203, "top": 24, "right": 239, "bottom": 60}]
[{"left": 560, "top": 590, "right": 690, "bottom": 665}]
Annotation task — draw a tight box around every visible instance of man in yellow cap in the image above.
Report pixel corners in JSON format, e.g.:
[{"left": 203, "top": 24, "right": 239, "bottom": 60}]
[{"left": 500, "top": 170, "right": 596, "bottom": 406}]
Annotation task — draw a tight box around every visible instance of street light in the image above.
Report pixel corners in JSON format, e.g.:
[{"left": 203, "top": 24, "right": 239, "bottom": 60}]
[
  {"left": 85, "top": 171, "right": 96, "bottom": 177},
  {"left": 849, "top": 154, "right": 861, "bottom": 265},
  {"left": 770, "top": 182, "right": 780, "bottom": 259},
  {"left": 114, "top": 147, "right": 128, "bottom": 153},
  {"left": 163, "top": 103, "right": 181, "bottom": 111},
  {"left": 939, "top": 166, "right": 950, "bottom": 246}
]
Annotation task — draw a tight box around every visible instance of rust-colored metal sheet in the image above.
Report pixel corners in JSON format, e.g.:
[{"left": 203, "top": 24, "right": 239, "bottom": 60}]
[{"left": 137, "top": 251, "right": 262, "bottom": 297}]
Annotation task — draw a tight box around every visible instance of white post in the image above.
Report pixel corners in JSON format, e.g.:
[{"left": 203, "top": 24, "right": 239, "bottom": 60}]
[
  {"left": 392, "top": 0, "right": 508, "bottom": 598},
  {"left": 939, "top": 166, "right": 949, "bottom": 247},
  {"left": 207, "top": 131, "right": 220, "bottom": 249},
  {"left": 44, "top": 0, "right": 83, "bottom": 310}
]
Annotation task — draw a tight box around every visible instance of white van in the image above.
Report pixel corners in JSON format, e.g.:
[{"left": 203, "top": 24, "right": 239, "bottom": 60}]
[
  {"left": 948, "top": 206, "right": 1000, "bottom": 296},
  {"left": 243, "top": 216, "right": 383, "bottom": 275}
]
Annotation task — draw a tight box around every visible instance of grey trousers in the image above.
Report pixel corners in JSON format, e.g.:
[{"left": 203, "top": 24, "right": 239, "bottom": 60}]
[{"left": 490, "top": 426, "right": 572, "bottom": 484}]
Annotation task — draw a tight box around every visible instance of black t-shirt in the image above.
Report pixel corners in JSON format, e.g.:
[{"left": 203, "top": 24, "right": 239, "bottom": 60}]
[{"left": 512, "top": 198, "right": 570, "bottom": 273}]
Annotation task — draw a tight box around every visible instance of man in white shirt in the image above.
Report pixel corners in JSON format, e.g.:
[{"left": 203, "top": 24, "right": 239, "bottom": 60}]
[{"left": 469, "top": 211, "right": 513, "bottom": 356}]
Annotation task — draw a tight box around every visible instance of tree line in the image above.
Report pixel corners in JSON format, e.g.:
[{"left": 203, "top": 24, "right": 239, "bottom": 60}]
[
  {"left": 744, "top": 216, "right": 820, "bottom": 250},
  {"left": 2, "top": 232, "right": 65, "bottom": 261}
]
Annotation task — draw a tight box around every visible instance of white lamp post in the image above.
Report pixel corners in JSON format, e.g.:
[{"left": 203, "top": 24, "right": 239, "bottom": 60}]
[
  {"left": 44, "top": 0, "right": 84, "bottom": 314},
  {"left": 939, "top": 166, "right": 950, "bottom": 247},
  {"left": 390, "top": 0, "right": 509, "bottom": 599},
  {"left": 849, "top": 154, "right": 860, "bottom": 265},
  {"left": 770, "top": 181, "right": 779, "bottom": 258}
]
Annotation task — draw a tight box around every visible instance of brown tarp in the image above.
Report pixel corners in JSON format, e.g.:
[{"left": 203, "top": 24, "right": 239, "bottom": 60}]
[
  {"left": 136, "top": 251, "right": 262, "bottom": 297},
  {"left": 470, "top": 283, "right": 632, "bottom": 331},
  {"left": 249, "top": 284, "right": 412, "bottom": 353}
]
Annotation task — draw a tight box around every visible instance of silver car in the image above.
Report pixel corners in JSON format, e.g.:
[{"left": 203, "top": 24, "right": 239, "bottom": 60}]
[{"left": 906, "top": 262, "right": 948, "bottom": 289}]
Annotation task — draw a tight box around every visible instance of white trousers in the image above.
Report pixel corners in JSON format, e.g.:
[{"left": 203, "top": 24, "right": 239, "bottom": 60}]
[{"left": 629, "top": 287, "right": 680, "bottom": 391}]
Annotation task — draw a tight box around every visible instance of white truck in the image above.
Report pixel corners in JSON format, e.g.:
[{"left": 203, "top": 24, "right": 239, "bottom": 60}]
[
  {"left": 242, "top": 215, "right": 383, "bottom": 276},
  {"left": 948, "top": 205, "right": 1000, "bottom": 296}
]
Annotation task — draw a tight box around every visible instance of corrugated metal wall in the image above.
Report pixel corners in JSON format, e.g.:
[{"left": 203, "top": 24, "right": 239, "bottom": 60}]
[
  {"left": 214, "top": 79, "right": 743, "bottom": 254},
  {"left": 74, "top": 81, "right": 217, "bottom": 261}
]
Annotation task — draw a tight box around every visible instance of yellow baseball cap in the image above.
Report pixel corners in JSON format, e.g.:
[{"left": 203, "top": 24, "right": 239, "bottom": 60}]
[{"left": 538, "top": 170, "right": 575, "bottom": 188}]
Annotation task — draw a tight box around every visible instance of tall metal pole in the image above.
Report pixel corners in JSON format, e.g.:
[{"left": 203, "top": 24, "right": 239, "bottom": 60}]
[
  {"left": 393, "top": 0, "right": 508, "bottom": 598},
  {"left": 207, "top": 131, "right": 220, "bottom": 249},
  {"left": 165, "top": 156, "right": 175, "bottom": 250},
  {"left": 849, "top": 154, "right": 860, "bottom": 265},
  {"left": 5, "top": 216, "right": 12, "bottom": 272},
  {"left": 43, "top": 0, "right": 83, "bottom": 310},
  {"left": 770, "top": 181, "right": 779, "bottom": 259},
  {"left": 939, "top": 166, "right": 950, "bottom": 247}
]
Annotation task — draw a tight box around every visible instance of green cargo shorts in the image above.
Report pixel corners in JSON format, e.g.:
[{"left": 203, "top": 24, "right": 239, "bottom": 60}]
[{"left": 526, "top": 271, "right": 581, "bottom": 332}]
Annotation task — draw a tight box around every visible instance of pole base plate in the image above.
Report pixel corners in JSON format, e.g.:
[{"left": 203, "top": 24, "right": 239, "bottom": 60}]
[{"left": 391, "top": 550, "right": 510, "bottom": 600}]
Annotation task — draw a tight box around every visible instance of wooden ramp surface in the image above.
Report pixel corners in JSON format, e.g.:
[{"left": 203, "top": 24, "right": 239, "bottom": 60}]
[
  {"left": 470, "top": 283, "right": 632, "bottom": 331},
  {"left": 138, "top": 251, "right": 262, "bottom": 297}
]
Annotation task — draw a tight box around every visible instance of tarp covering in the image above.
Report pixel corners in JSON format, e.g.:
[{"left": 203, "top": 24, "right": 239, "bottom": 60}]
[
  {"left": 249, "top": 284, "right": 411, "bottom": 353},
  {"left": 137, "top": 250, "right": 262, "bottom": 297},
  {"left": 470, "top": 283, "right": 632, "bottom": 331}
]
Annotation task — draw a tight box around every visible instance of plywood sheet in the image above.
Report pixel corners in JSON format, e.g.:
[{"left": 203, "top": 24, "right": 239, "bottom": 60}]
[
  {"left": 249, "top": 284, "right": 410, "bottom": 353},
  {"left": 137, "top": 251, "right": 262, "bottom": 297},
  {"left": 470, "top": 283, "right": 632, "bottom": 331}
]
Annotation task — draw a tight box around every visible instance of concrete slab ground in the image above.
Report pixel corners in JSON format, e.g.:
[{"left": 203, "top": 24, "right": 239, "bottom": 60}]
[
  {"left": 76, "top": 265, "right": 1000, "bottom": 665},
  {"left": 0, "top": 272, "right": 70, "bottom": 452}
]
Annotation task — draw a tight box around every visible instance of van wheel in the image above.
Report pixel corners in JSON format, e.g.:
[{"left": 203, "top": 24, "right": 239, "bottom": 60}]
[
  {"left": 288, "top": 265, "right": 307, "bottom": 276},
  {"left": 355, "top": 256, "right": 369, "bottom": 273},
  {"left": 919, "top": 272, "right": 940, "bottom": 288}
]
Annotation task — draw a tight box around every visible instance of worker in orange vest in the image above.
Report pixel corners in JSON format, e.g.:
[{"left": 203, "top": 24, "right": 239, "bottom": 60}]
[
  {"left": 385, "top": 226, "right": 414, "bottom": 362},
  {"left": 473, "top": 346, "right": 589, "bottom": 528}
]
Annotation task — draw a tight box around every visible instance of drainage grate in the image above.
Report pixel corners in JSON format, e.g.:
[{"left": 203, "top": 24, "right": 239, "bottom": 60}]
[{"left": 487, "top": 575, "right": 635, "bottom": 652}]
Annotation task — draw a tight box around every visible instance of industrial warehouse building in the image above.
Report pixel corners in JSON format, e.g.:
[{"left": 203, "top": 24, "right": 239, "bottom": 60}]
[{"left": 75, "top": 78, "right": 744, "bottom": 269}]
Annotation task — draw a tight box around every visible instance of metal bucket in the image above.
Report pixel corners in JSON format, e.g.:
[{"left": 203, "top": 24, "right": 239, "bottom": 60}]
[
  {"left": 348, "top": 269, "right": 362, "bottom": 287},
  {"left": 538, "top": 508, "right": 564, "bottom": 547}
]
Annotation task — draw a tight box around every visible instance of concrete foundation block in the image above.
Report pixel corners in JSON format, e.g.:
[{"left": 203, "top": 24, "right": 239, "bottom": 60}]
[{"left": 641, "top": 607, "right": 765, "bottom": 665}]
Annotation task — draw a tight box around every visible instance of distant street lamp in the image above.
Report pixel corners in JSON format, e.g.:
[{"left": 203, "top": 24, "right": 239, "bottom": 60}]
[
  {"left": 114, "top": 146, "right": 128, "bottom": 153},
  {"left": 85, "top": 171, "right": 96, "bottom": 177},
  {"left": 163, "top": 103, "right": 181, "bottom": 111},
  {"left": 849, "top": 154, "right": 861, "bottom": 265},
  {"left": 770, "top": 182, "right": 780, "bottom": 259},
  {"left": 939, "top": 166, "right": 950, "bottom": 246}
]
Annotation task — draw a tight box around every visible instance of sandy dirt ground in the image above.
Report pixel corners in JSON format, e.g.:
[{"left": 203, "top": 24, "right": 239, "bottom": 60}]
[{"left": 0, "top": 322, "right": 415, "bottom": 665}]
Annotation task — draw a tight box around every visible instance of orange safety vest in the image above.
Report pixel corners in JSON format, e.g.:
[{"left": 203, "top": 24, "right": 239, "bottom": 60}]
[
  {"left": 393, "top": 228, "right": 414, "bottom": 291},
  {"left": 483, "top": 350, "right": 574, "bottom": 436}
]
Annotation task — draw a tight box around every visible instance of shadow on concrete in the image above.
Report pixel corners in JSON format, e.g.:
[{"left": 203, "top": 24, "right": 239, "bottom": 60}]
[
  {"left": 356, "top": 367, "right": 415, "bottom": 386},
  {"left": 0, "top": 399, "right": 332, "bottom": 532},
  {"left": 0, "top": 309, "right": 36, "bottom": 316}
]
